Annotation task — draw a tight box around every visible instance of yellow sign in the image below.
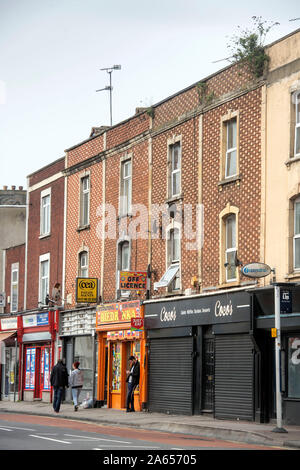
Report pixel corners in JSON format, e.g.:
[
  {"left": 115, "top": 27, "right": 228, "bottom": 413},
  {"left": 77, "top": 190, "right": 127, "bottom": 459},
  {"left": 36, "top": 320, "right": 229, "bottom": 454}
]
[
  {"left": 96, "top": 301, "right": 142, "bottom": 328},
  {"left": 76, "top": 278, "right": 98, "bottom": 303},
  {"left": 271, "top": 328, "right": 277, "bottom": 338},
  {"left": 119, "top": 271, "right": 147, "bottom": 291}
]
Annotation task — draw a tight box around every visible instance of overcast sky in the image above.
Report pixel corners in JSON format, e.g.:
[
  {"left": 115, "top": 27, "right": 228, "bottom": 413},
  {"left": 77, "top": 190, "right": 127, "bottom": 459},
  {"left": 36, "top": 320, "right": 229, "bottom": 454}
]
[{"left": 0, "top": 0, "right": 299, "bottom": 189}]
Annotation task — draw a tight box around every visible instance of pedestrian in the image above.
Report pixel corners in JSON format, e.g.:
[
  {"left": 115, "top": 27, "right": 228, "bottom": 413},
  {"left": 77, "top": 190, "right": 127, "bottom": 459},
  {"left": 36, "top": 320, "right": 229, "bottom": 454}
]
[
  {"left": 50, "top": 359, "right": 69, "bottom": 413},
  {"left": 69, "top": 361, "right": 84, "bottom": 411},
  {"left": 126, "top": 355, "right": 140, "bottom": 412}
]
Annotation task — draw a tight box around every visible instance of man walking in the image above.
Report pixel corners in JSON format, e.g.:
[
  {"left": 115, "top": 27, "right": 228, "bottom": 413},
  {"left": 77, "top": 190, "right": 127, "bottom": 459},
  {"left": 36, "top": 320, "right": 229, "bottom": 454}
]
[
  {"left": 50, "top": 359, "right": 69, "bottom": 413},
  {"left": 126, "top": 355, "right": 140, "bottom": 412}
]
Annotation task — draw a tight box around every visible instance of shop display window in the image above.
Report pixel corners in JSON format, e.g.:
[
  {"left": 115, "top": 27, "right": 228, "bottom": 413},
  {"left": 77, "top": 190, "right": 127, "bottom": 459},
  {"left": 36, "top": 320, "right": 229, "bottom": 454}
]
[
  {"left": 112, "top": 343, "right": 121, "bottom": 391},
  {"left": 74, "top": 336, "right": 93, "bottom": 390},
  {"left": 288, "top": 337, "right": 300, "bottom": 398}
]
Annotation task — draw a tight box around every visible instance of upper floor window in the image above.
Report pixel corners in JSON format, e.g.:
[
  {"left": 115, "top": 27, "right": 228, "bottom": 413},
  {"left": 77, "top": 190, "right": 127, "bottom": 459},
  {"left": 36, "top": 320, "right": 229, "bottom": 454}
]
[
  {"left": 120, "top": 160, "right": 132, "bottom": 216},
  {"left": 119, "top": 241, "right": 130, "bottom": 271},
  {"left": 225, "top": 118, "right": 237, "bottom": 178},
  {"left": 295, "top": 92, "right": 300, "bottom": 157},
  {"left": 80, "top": 175, "right": 90, "bottom": 227},
  {"left": 11, "top": 263, "right": 19, "bottom": 313},
  {"left": 154, "top": 225, "right": 180, "bottom": 291},
  {"left": 40, "top": 189, "right": 51, "bottom": 236},
  {"left": 294, "top": 197, "right": 300, "bottom": 270},
  {"left": 79, "top": 251, "right": 88, "bottom": 277},
  {"left": 169, "top": 142, "right": 181, "bottom": 198},
  {"left": 39, "top": 254, "right": 50, "bottom": 304},
  {"left": 225, "top": 214, "right": 237, "bottom": 282}
]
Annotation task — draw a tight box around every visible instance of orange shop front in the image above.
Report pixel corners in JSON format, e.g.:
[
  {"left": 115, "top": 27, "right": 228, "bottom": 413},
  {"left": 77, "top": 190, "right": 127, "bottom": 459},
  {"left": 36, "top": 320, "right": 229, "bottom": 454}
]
[{"left": 96, "top": 301, "right": 147, "bottom": 411}]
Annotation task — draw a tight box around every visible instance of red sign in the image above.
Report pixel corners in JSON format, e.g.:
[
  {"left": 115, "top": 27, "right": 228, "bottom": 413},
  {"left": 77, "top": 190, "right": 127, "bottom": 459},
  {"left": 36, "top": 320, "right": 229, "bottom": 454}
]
[{"left": 131, "top": 317, "right": 144, "bottom": 330}]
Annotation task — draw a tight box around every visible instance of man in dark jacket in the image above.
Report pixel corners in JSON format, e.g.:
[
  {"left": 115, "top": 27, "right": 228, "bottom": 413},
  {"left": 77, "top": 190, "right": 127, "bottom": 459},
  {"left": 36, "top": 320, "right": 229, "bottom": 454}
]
[
  {"left": 126, "top": 355, "right": 140, "bottom": 412},
  {"left": 50, "top": 359, "right": 69, "bottom": 413}
]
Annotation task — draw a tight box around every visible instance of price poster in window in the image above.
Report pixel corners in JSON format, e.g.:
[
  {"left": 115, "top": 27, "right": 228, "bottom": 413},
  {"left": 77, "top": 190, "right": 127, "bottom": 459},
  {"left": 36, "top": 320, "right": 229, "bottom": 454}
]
[
  {"left": 25, "top": 348, "right": 36, "bottom": 390},
  {"left": 43, "top": 349, "right": 50, "bottom": 390}
]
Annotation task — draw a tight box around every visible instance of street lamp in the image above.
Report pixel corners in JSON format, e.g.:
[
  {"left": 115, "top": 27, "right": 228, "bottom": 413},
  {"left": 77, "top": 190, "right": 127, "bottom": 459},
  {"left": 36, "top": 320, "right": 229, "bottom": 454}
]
[{"left": 96, "top": 65, "right": 121, "bottom": 126}]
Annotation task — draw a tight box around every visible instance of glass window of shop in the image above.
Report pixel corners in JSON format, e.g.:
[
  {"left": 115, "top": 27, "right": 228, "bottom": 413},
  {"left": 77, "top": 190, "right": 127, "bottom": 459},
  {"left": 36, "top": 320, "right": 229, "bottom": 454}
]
[
  {"left": 288, "top": 337, "right": 300, "bottom": 398},
  {"left": 1, "top": 345, "right": 18, "bottom": 398},
  {"left": 74, "top": 336, "right": 93, "bottom": 394}
]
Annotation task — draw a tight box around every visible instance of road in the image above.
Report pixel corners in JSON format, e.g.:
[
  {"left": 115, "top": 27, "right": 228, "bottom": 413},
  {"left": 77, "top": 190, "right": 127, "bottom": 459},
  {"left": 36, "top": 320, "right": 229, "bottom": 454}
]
[{"left": 0, "top": 413, "right": 286, "bottom": 453}]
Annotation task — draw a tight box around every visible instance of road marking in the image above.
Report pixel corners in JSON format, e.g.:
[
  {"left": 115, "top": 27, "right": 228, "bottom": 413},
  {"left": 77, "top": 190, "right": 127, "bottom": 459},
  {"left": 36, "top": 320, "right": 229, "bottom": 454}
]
[
  {"left": 0, "top": 427, "right": 13, "bottom": 431},
  {"left": 64, "top": 433, "right": 131, "bottom": 444},
  {"left": 0, "top": 426, "right": 35, "bottom": 431},
  {"left": 29, "top": 434, "right": 71, "bottom": 444}
]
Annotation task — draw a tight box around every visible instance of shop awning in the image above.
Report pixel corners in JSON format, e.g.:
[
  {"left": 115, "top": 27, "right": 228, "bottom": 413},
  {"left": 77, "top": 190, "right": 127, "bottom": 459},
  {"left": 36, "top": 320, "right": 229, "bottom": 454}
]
[{"left": 0, "top": 331, "right": 16, "bottom": 342}]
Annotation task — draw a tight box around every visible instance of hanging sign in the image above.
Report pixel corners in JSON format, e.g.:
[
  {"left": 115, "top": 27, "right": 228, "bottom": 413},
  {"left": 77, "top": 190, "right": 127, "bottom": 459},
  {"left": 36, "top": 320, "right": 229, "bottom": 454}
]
[
  {"left": 119, "top": 271, "right": 147, "bottom": 291},
  {"left": 76, "top": 278, "right": 98, "bottom": 303},
  {"left": 241, "top": 263, "right": 272, "bottom": 278},
  {"left": 131, "top": 317, "right": 144, "bottom": 331}
]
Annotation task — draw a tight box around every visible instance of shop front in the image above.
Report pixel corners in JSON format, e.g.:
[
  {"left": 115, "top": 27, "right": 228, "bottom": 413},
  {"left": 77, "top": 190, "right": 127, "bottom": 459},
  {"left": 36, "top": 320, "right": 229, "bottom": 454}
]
[
  {"left": 144, "top": 288, "right": 255, "bottom": 419},
  {"left": 0, "top": 316, "right": 18, "bottom": 401},
  {"left": 96, "top": 300, "right": 147, "bottom": 411},
  {"left": 59, "top": 306, "right": 96, "bottom": 403},
  {"left": 253, "top": 284, "right": 300, "bottom": 425},
  {"left": 19, "top": 310, "right": 58, "bottom": 402}
]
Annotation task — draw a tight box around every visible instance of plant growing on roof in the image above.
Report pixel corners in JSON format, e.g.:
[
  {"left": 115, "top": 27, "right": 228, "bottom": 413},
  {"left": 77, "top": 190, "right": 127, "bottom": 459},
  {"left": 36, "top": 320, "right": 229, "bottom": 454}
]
[{"left": 227, "top": 16, "right": 279, "bottom": 78}]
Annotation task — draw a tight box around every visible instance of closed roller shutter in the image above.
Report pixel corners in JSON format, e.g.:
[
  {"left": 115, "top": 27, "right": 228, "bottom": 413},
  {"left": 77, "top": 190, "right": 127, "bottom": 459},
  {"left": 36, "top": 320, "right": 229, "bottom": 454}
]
[
  {"left": 148, "top": 337, "right": 193, "bottom": 415},
  {"left": 215, "top": 334, "right": 254, "bottom": 421}
]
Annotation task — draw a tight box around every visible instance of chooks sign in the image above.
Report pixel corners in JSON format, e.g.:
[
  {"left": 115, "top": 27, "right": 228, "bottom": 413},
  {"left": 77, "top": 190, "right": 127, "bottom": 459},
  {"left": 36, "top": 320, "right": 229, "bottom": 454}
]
[{"left": 119, "top": 271, "right": 147, "bottom": 291}]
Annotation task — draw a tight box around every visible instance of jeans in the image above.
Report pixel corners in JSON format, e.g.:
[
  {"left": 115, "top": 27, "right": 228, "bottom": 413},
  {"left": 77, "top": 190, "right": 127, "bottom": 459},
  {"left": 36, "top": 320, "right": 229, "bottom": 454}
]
[
  {"left": 53, "top": 386, "right": 64, "bottom": 412},
  {"left": 126, "top": 382, "right": 135, "bottom": 411},
  {"left": 71, "top": 387, "right": 82, "bottom": 406}
]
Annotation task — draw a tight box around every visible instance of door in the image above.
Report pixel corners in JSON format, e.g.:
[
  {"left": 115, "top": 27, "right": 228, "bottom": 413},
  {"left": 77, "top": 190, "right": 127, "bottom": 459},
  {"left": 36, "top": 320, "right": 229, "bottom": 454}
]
[{"left": 202, "top": 337, "right": 214, "bottom": 412}]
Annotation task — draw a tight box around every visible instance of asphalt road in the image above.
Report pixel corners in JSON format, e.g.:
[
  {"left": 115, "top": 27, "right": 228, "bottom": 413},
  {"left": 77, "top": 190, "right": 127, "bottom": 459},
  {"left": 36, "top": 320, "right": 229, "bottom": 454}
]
[{"left": 0, "top": 413, "right": 285, "bottom": 453}]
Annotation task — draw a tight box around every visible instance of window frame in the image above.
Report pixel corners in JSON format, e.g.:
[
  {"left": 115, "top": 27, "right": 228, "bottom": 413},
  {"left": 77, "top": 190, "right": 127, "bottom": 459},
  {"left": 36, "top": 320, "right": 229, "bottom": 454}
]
[
  {"left": 120, "top": 158, "right": 132, "bottom": 217},
  {"left": 219, "top": 204, "right": 239, "bottom": 286},
  {"left": 225, "top": 214, "right": 237, "bottom": 282},
  {"left": 80, "top": 174, "right": 90, "bottom": 227},
  {"left": 40, "top": 188, "right": 51, "bottom": 236},
  {"left": 220, "top": 111, "right": 240, "bottom": 182},
  {"left": 294, "top": 91, "right": 300, "bottom": 158},
  {"left": 293, "top": 197, "right": 300, "bottom": 270},
  {"left": 79, "top": 251, "right": 89, "bottom": 278},
  {"left": 225, "top": 118, "right": 237, "bottom": 178},
  {"left": 170, "top": 142, "right": 181, "bottom": 198},
  {"left": 10, "top": 262, "right": 19, "bottom": 313},
  {"left": 39, "top": 253, "right": 50, "bottom": 304}
]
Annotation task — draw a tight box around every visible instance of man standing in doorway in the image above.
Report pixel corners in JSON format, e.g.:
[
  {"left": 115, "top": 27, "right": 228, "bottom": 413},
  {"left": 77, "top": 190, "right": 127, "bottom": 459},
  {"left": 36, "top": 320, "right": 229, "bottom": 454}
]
[
  {"left": 50, "top": 359, "right": 69, "bottom": 413},
  {"left": 126, "top": 355, "right": 140, "bottom": 412}
]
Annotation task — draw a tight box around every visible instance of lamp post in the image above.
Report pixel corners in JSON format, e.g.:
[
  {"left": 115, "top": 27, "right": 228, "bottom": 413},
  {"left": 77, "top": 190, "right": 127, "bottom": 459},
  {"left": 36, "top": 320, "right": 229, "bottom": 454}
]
[{"left": 96, "top": 65, "right": 121, "bottom": 126}]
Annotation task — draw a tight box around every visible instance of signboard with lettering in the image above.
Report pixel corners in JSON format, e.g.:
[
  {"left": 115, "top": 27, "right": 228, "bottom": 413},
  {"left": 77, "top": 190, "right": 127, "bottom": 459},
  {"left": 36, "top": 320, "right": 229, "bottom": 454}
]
[
  {"left": 241, "top": 263, "right": 271, "bottom": 278},
  {"left": 23, "top": 312, "right": 49, "bottom": 328},
  {"left": 76, "top": 278, "right": 98, "bottom": 303},
  {"left": 96, "top": 300, "right": 142, "bottom": 329},
  {"left": 131, "top": 317, "right": 144, "bottom": 331},
  {"left": 119, "top": 271, "right": 147, "bottom": 291},
  {"left": 144, "top": 291, "right": 251, "bottom": 329},
  {"left": 0, "top": 292, "right": 6, "bottom": 308},
  {"left": 1, "top": 316, "right": 18, "bottom": 330}
]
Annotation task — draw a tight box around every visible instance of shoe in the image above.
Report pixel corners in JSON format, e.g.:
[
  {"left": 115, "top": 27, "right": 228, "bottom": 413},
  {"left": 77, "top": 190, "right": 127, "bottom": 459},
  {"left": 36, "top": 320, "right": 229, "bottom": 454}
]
[
  {"left": 74, "top": 405, "right": 78, "bottom": 411},
  {"left": 126, "top": 409, "right": 131, "bottom": 412}
]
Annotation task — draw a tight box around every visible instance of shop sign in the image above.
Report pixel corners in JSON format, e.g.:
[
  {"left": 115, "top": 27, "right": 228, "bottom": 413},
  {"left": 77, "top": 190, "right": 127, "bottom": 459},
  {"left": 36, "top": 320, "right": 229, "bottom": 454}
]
[
  {"left": 0, "top": 292, "right": 6, "bottom": 307},
  {"left": 131, "top": 317, "right": 144, "bottom": 331},
  {"left": 1, "top": 316, "right": 17, "bottom": 330},
  {"left": 145, "top": 291, "right": 251, "bottom": 329},
  {"left": 241, "top": 262, "right": 271, "bottom": 278},
  {"left": 96, "top": 300, "right": 142, "bottom": 328},
  {"left": 23, "top": 312, "right": 49, "bottom": 328},
  {"left": 280, "top": 289, "right": 292, "bottom": 313},
  {"left": 76, "top": 278, "right": 98, "bottom": 303},
  {"left": 107, "top": 329, "right": 142, "bottom": 340},
  {"left": 119, "top": 271, "right": 147, "bottom": 290}
]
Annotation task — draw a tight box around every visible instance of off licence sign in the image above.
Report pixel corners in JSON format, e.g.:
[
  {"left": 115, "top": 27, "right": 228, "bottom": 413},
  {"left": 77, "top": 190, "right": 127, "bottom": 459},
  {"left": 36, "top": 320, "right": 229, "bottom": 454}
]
[
  {"left": 131, "top": 317, "right": 144, "bottom": 330},
  {"left": 76, "top": 278, "right": 98, "bottom": 303},
  {"left": 119, "top": 271, "right": 147, "bottom": 290}
]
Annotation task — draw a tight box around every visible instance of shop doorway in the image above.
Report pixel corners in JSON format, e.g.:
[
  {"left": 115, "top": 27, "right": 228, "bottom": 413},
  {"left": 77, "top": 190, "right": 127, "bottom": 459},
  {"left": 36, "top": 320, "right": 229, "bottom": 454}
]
[
  {"left": 24, "top": 344, "right": 51, "bottom": 400},
  {"left": 202, "top": 334, "right": 214, "bottom": 413}
]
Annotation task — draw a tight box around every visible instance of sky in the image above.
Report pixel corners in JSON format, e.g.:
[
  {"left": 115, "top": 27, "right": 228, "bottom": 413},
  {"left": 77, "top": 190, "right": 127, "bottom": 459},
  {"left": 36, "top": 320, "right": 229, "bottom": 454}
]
[{"left": 0, "top": 0, "right": 299, "bottom": 189}]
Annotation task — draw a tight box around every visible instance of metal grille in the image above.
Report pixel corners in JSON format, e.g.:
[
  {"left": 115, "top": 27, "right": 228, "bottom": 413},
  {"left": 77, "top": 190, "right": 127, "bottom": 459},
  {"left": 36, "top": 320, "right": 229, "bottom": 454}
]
[
  {"left": 148, "top": 337, "right": 193, "bottom": 415},
  {"left": 215, "top": 334, "right": 254, "bottom": 420}
]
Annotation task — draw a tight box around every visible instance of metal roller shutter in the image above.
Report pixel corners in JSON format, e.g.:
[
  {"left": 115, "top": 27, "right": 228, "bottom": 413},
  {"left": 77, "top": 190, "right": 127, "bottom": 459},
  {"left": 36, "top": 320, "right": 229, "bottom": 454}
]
[
  {"left": 215, "top": 334, "right": 254, "bottom": 421},
  {"left": 148, "top": 337, "right": 193, "bottom": 415}
]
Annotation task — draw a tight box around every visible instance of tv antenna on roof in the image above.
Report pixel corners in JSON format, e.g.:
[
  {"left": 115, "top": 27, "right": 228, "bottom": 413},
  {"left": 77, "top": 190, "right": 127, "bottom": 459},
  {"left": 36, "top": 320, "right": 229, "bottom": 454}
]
[{"left": 96, "top": 65, "right": 121, "bottom": 126}]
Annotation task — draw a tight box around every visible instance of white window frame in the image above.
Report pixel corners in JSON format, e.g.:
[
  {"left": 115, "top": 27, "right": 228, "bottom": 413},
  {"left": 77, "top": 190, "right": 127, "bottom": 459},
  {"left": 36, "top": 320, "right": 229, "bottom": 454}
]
[
  {"left": 40, "top": 188, "right": 51, "bottom": 236},
  {"left": 294, "top": 92, "right": 300, "bottom": 157},
  {"left": 170, "top": 142, "right": 181, "bottom": 198},
  {"left": 79, "top": 251, "right": 89, "bottom": 277},
  {"left": 154, "top": 223, "right": 181, "bottom": 291},
  {"left": 39, "top": 253, "right": 50, "bottom": 304},
  {"left": 294, "top": 197, "right": 300, "bottom": 270},
  {"left": 10, "top": 263, "right": 19, "bottom": 313},
  {"left": 80, "top": 175, "right": 90, "bottom": 227},
  {"left": 225, "top": 118, "right": 237, "bottom": 178},
  {"left": 225, "top": 215, "right": 237, "bottom": 282},
  {"left": 120, "top": 159, "right": 132, "bottom": 216}
]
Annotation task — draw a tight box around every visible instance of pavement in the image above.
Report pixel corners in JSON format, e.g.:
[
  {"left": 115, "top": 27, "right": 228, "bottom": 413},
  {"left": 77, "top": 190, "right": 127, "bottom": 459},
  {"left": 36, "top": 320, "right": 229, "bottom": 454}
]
[{"left": 0, "top": 400, "right": 300, "bottom": 449}]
